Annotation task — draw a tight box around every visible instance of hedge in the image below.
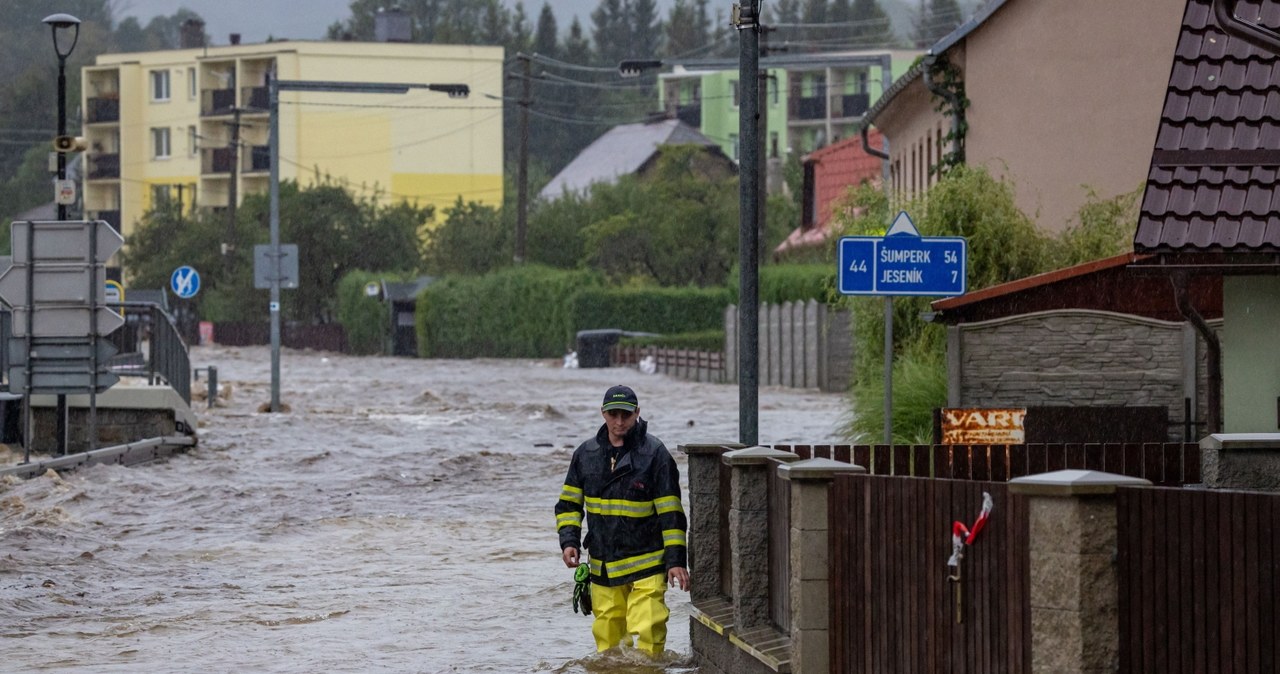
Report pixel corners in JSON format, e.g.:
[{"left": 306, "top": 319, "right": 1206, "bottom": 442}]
[
  {"left": 570, "top": 286, "right": 730, "bottom": 335},
  {"left": 416, "top": 265, "right": 602, "bottom": 358},
  {"left": 728, "top": 263, "right": 835, "bottom": 305},
  {"left": 336, "top": 270, "right": 395, "bottom": 355}
]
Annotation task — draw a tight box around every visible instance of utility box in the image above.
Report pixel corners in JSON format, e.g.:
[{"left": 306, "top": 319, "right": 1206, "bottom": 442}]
[{"left": 576, "top": 329, "right": 623, "bottom": 368}]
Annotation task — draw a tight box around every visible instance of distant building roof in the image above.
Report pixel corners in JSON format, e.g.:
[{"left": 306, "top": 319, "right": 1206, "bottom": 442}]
[
  {"left": 774, "top": 130, "right": 884, "bottom": 257},
  {"left": 538, "top": 119, "right": 722, "bottom": 201},
  {"left": 383, "top": 276, "right": 434, "bottom": 303},
  {"left": 1134, "top": 0, "right": 1280, "bottom": 254}
]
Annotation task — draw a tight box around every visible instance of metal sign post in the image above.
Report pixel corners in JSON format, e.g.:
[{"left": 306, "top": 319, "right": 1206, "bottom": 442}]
[{"left": 838, "top": 212, "right": 967, "bottom": 443}]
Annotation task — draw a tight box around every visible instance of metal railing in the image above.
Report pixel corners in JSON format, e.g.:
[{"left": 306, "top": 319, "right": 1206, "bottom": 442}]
[{"left": 106, "top": 302, "right": 192, "bottom": 404}]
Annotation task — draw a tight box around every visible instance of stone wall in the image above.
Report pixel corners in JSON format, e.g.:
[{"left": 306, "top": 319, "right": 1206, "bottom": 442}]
[
  {"left": 31, "top": 406, "right": 178, "bottom": 453},
  {"left": 948, "top": 309, "right": 1215, "bottom": 441}
]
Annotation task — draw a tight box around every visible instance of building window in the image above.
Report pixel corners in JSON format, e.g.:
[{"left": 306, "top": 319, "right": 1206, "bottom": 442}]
[
  {"left": 731, "top": 80, "right": 739, "bottom": 107},
  {"left": 188, "top": 67, "right": 196, "bottom": 99},
  {"left": 770, "top": 131, "right": 779, "bottom": 159},
  {"left": 188, "top": 125, "right": 198, "bottom": 156},
  {"left": 729, "top": 133, "right": 739, "bottom": 161},
  {"left": 151, "top": 127, "right": 171, "bottom": 159},
  {"left": 151, "top": 70, "right": 170, "bottom": 101},
  {"left": 152, "top": 184, "right": 172, "bottom": 206}
]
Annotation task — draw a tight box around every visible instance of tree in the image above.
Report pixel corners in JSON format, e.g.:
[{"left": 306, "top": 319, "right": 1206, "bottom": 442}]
[
  {"left": 849, "top": 0, "right": 892, "bottom": 45},
  {"left": 533, "top": 3, "right": 559, "bottom": 57},
  {"left": 563, "top": 17, "right": 593, "bottom": 64},
  {"left": 591, "top": 0, "right": 627, "bottom": 65},
  {"left": 630, "top": 0, "right": 663, "bottom": 59},
  {"left": 424, "top": 198, "right": 510, "bottom": 275},
  {"left": 664, "top": 0, "right": 706, "bottom": 58}
]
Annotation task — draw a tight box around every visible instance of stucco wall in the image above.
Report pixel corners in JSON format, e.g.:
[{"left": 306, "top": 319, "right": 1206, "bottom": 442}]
[
  {"left": 950, "top": 309, "right": 1208, "bottom": 441},
  {"left": 1223, "top": 276, "right": 1280, "bottom": 433},
  {"left": 963, "top": 0, "right": 1185, "bottom": 231}
]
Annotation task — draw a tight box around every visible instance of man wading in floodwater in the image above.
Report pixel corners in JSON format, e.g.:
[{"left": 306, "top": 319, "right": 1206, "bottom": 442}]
[{"left": 556, "top": 385, "right": 691, "bottom": 655}]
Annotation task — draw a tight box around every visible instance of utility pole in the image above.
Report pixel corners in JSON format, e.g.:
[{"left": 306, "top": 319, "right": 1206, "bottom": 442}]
[
  {"left": 225, "top": 107, "right": 242, "bottom": 273},
  {"left": 758, "top": 25, "right": 771, "bottom": 266},
  {"left": 736, "top": 0, "right": 761, "bottom": 446},
  {"left": 513, "top": 53, "right": 531, "bottom": 263}
]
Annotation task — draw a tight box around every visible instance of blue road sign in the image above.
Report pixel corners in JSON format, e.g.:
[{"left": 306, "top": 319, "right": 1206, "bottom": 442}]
[
  {"left": 170, "top": 265, "right": 201, "bottom": 299},
  {"left": 838, "top": 212, "right": 967, "bottom": 297}
]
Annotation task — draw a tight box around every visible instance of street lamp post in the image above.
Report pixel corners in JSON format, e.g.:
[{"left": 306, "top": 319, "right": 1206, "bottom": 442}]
[
  {"left": 266, "top": 79, "right": 468, "bottom": 413},
  {"left": 44, "top": 12, "right": 81, "bottom": 456}
]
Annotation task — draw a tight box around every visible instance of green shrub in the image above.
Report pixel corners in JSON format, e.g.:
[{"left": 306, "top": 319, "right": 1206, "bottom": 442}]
[
  {"left": 416, "top": 266, "right": 602, "bottom": 358},
  {"left": 619, "top": 330, "right": 725, "bottom": 352},
  {"left": 570, "top": 286, "right": 730, "bottom": 335},
  {"left": 336, "top": 270, "right": 403, "bottom": 355}
]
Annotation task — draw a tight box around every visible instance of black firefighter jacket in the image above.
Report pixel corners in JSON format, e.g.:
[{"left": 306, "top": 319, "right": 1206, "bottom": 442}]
[{"left": 556, "top": 418, "right": 687, "bottom": 587}]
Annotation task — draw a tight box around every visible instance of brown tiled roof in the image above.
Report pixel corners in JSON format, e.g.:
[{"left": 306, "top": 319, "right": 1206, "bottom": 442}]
[{"left": 1134, "top": 0, "right": 1280, "bottom": 253}]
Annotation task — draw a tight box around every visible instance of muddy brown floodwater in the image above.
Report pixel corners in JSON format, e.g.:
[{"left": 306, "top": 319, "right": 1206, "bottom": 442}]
[{"left": 1, "top": 345, "right": 849, "bottom": 673}]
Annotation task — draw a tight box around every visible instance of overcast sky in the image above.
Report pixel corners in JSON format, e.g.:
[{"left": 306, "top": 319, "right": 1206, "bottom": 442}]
[{"left": 111, "top": 0, "right": 624, "bottom": 45}]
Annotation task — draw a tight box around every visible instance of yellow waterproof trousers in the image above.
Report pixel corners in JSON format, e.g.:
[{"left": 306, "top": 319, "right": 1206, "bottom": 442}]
[{"left": 589, "top": 573, "right": 670, "bottom": 655}]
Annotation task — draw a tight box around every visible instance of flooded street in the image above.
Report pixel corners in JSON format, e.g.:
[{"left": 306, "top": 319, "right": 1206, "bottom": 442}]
[{"left": 1, "top": 345, "right": 849, "bottom": 673}]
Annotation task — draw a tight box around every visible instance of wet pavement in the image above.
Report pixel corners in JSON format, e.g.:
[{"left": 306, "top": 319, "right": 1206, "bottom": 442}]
[{"left": 0, "top": 345, "right": 849, "bottom": 672}]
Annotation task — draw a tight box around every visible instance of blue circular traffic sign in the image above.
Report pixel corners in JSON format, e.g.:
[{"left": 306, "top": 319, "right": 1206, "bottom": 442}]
[{"left": 170, "top": 266, "right": 201, "bottom": 299}]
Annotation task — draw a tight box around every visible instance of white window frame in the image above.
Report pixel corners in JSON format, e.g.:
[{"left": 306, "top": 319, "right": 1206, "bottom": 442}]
[
  {"left": 151, "top": 69, "right": 170, "bottom": 101},
  {"left": 151, "top": 127, "right": 171, "bottom": 159},
  {"left": 188, "top": 125, "right": 198, "bottom": 157}
]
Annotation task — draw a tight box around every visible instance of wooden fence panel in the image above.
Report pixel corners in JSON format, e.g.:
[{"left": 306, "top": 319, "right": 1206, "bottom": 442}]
[
  {"left": 829, "top": 475, "right": 1029, "bottom": 673},
  {"left": 1117, "top": 486, "right": 1280, "bottom": 673}
]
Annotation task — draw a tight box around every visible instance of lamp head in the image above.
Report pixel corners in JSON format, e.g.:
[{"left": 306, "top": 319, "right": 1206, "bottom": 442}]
[
  {"left": 43, "top": 13, "right": 81, "bottom": 58},
  {"left": 618, "top": 59, "right": 663, "bottom": 78}
]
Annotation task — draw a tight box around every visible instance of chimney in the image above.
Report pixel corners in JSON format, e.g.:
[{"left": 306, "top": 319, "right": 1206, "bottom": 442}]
[
  {"left": 374, "top": 7, "right": 412, "bottom": 43},
  {"left": 179, "top": 19, "right": 205, "bottom": 49},
  {"left": 229, "top": 33, "right": 241, "bottom": 45}
]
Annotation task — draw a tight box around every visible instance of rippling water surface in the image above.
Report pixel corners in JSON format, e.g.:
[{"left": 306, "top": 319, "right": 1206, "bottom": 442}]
[{"left": 0, "top": 345, "right": 848, "bottom": 672}]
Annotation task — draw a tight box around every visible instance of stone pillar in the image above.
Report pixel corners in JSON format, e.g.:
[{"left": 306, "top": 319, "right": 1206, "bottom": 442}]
[
  {"left": 681, "top": 443, "right": 743, "bottom": 603},
  {"left": 778, "top": 457, "right": 866, "bottom": 674},
  {"left": 723, "top": 446, "right": 800, "bottom": 630},
  {"left": 1200, "top": 433, "right": 1280, "bottom": 491},
  {"left": 1009, "top": 469, "right": 1152, "bottom": 674}
]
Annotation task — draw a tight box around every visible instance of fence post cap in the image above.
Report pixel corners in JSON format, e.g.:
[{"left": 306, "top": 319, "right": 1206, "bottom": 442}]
[
  {"left": 722, "top": 445, "right": 801, "bottom": 466},
  {"left": 681, "top": 443, "right": 745, "bottom": 456},
  {"left": 778, "top": 457, "right": 866, "bottom": 481},
  {"left": 1009, "top": 469, "right": 1151, "bottom": 496},
  {"left": 1200, "top": 433, "right": 1280, "bottom": 451}
]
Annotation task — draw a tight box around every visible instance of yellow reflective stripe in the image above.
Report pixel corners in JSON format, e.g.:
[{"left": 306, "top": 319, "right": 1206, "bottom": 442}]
[
  {"left": 589, "top": 558, "right": 603, "bottom": 575},
  {"left": 654, "top": 496, "right": 683, "bottom": 514},
  {"left": 559, "top": 485, "right": 584, "bottom": 504},
  {"left": 585, "top": 496, "right": 654, "bottom": 517},
  {"left": 608, "top": 549, "right": 665, "bottom": 576},
  {"left": 556, "top": 512, "right": 582, "bottom": 529},
  {"left": 662, "top": 529, "right": 686, "bottom": 547}
]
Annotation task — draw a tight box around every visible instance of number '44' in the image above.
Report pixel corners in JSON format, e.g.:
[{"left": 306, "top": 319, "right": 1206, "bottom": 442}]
[{"left": 849, "top": 259, "right": 867, "bottom": 273}]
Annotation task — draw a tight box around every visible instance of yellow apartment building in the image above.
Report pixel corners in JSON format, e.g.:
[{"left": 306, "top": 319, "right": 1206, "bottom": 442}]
[{"left": 81, "top": 40, "right": 504, "bottom": 242}]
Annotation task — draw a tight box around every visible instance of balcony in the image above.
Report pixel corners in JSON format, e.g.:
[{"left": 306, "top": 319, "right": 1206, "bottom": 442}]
[
  {"left": 792, "top": 96, "right": 826, "bottom": 121},
  {"left": 202, "top": 147, "right": 234, "bottom": 174},
  {"left": 87, "top": 97, "right": 120, "bottom": 123},
  {"left": 202, "top": 88, "right": 236, "bottom": 116},
  {"left": 87, "top": 153, "right": 120, "bottom": 179},
  {"left": 836, "top": 93, "right": 870, "bottom": 119},
  {"left": 91, "top": 210, "right": 122, "bottom": 233},
  {"left": 242, "top": 86, "right": 269, "bottom": 111},
  {"left": 245, "top": 145, "right": 271, "bottom": 172}
]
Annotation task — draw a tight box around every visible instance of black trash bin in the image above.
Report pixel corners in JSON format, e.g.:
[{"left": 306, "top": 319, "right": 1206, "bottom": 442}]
[{"left": 575, "top": 329, "right": 623, "bottom": 368}]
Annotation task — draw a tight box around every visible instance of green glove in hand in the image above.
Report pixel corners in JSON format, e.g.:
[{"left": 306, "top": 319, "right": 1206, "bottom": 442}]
[{"left": 572, "top": 562, "right": 593, "bottom": 615}]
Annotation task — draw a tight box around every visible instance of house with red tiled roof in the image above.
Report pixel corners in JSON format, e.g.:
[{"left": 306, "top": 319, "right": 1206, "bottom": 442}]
[
  {"left": 773, "top": 130, "right": 884, "bottom": 259},
  {"left": 860, "top": 0, "right": 1185, "bottom": 232},
  {"left": 1130, "top": 0, "right": 1280, "bottom": 434}
]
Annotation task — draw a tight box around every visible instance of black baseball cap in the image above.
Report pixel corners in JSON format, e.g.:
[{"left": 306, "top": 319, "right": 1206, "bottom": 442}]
[{"left": 602, "top": 385, "right": 638, "bottom": 412}]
